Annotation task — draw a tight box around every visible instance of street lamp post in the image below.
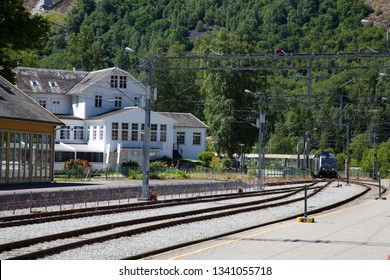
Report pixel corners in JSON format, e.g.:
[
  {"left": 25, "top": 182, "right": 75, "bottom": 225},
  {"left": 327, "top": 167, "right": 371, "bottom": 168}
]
[
  {"left": 361, "top": 19, "right": 390, "bottom": 53},
  {"left": 125, "top": 47, "right": 152, "bottom": 200},
  {"left": 245, "top": 89, "right": 265, "bottom": 190}
]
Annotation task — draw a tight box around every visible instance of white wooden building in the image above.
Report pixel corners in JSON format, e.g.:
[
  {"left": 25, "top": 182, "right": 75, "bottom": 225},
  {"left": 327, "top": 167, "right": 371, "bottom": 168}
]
[{"left": 15, "top": 67, "right": 208, "bottom": 171}]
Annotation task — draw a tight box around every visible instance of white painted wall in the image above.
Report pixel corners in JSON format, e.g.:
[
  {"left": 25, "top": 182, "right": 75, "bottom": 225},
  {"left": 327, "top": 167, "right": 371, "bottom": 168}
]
[
  {"left": 34, "top": 94, "right": 72, "bottom": 114},
  {"left": 173, "top": 127, "right": 206, "bottom": 160},
  {"left": 77, "top": 73, "right": 147, "bottom": 119},
  {"left": 100, "top": 108, "right": 176, "bottom": 164}
]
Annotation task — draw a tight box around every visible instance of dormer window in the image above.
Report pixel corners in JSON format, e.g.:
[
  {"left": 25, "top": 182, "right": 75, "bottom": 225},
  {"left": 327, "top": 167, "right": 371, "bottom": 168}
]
[
  {"left": 49, "top": 81, "right": 58, "bottom": 87},
  {"left": 30, "top": 80, "right": 39, "bottom": 87}
]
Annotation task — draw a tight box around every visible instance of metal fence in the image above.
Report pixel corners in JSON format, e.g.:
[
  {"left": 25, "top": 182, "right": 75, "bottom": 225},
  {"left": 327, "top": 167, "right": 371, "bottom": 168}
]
[
  {"left": 1, "top": 166, "right": 372, "bottom": 215},
  {"left": 0, "top": 180, "right": 256, "bottom": 214},
  {"left": 60, "top": 166, "right": 313, "bottom": 180}
]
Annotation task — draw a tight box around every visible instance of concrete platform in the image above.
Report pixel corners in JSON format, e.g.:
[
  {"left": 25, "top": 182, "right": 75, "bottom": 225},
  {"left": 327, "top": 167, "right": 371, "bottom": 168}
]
[{"left": 151, "top": 191, "right": 390, "bottom": 260}]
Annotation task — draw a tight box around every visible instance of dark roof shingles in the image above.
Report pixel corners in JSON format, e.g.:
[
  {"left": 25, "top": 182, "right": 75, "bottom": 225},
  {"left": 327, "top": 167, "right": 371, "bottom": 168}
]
[
  {"left": 0, "top": 76, "right": 63, "bottom": 125},
  {"left": 159, "top": 112, "right": 208, "bottom": 128},
  {"left": 15, "top": 67, "right": 88, "bottom": 95}
]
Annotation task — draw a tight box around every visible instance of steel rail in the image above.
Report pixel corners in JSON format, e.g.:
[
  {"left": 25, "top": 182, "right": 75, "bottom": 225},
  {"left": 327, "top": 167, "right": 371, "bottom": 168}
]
[
  {"left": 4, "top": 182, "right": 327, "bottom": 259},
  {"left": 125, "top": 181, "right": 370, "bottom": 260},
  {"left": 0, "top": 182, "right": 313, "bottom": 228}
]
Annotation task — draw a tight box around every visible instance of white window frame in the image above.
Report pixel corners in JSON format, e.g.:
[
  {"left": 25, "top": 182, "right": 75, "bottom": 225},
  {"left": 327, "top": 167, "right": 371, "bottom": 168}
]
[
  {"left": 193, "top": 132, "right": 201, "bottom": 145},
  {"left": 114, "top": 96, "right": 122, "bottom": 108},
  {"left": 160, "top": 124, "right": 167, "bottom": 142},
  {"left": 74, "top": 126, "right": 84, "bottom": 140},
  {"left": 134, "top": 96, "right": 140, "bottom": 106},
  {"left": 122, "top": 123, "right": 129, "bottom": 141},
  {"left": 110, "top": 75, "right": 127, "bottom": 89},
  {"left": 151, "top": 124, "right": 157, "bottom": 142},
  {"left": 112, "top": 122, "right": 119, "bottom": 140},
  {"left": 52, "top": 99, "right": 61, "bottom": 113},
  {"left": 38, "top": 99, "right": 47, "bottom": 108},
  {"left": 93, "top": 126, "right": 97, "bottom": 140},
  {"left": 177, "top": 132, "right": 185, "bottom": 145},
  {"left": 60, "top": 126, "right": 70, "bottom": 140},
  {"left": 131, "top": 123, "right": 138, "bottom": 141},
  {"left": 99, "top": 127, "right": 104, "bottom": 141},
  {"left": 95, "top": 95, "right": 102, "bottom": 108}
]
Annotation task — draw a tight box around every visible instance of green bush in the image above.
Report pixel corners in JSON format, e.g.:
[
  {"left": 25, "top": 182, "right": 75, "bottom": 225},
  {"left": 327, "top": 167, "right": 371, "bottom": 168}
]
[
  {"left": 121, "top": 160, "right": 140, "bottom": 168},
  {"left": 128, "top": 170, "right": 142, "bottom": 179},
  {"left": 222, "top": 158, "right": 232, "bottom": 168},
  {"left": 198, "top": 151, "right": 215, "bottom": 167},
  {"left": 150, "top": 161, "right": 168, "bottom": 172},
  {"left": 121, "top": 160, "right": 140, "bottom": 176}
]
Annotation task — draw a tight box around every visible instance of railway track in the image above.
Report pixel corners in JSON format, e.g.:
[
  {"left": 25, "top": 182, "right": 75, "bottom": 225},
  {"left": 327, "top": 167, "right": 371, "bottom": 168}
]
[
  {"left": 0, "top": 180, "right": 369, "bottom": 260},
  {"left": 0, "top": 184, "right": 317, "bottom": 227}
]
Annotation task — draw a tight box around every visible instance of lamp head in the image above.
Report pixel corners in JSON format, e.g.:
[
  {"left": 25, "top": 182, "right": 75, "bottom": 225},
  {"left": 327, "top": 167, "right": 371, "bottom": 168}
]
[{"left": 125, "top": 47, "right": 135, "bottom": 54}]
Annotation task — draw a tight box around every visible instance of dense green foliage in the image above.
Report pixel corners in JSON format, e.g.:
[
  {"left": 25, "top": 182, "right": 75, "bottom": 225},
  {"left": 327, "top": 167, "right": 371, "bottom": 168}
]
[
  {"left": 0, "top": 0, "right": 51, "bottom": 82},
  {"left": 7, "top": 0, "right": 390, "bottom": 176},
  {"left": 198, "top": 151, "right": 216, "bottom": 167}
]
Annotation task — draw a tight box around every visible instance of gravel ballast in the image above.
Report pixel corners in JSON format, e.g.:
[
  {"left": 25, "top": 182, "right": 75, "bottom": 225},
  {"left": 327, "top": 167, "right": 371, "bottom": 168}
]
[{"left": 0, "top": 182, "right": 366, "bottom": 259}]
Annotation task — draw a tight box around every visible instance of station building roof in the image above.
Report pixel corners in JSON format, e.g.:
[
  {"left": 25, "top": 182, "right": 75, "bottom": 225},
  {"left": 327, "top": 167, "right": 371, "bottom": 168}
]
[{"left": 0, "top": 75, "right": 63, "bottom": 126}]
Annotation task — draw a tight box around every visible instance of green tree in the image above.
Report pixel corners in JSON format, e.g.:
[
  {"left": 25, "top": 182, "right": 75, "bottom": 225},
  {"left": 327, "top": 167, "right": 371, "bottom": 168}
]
[
  {"left": 151, "top": 43, "right": 203, "bottom": 117},
  {"left": 267, "top": 134, "right": 299, "bottom": 154},
  {"left": 67, "top": 0, "right": 96, "bottom": 33},
  {"left": 195, "top": 30, "right": 261, "bottom": 157},
  {"left": 0, "top": 0, "right": 51, "bottom": 82},
  {"left": 377, "top": 139, "right": 390, "bottom": 178},
  {"left": 66, "top": 25, "right": 105, "bottom": 70},
  {"left": 350, "top": 133, "right": 370, "bottom": 166}
]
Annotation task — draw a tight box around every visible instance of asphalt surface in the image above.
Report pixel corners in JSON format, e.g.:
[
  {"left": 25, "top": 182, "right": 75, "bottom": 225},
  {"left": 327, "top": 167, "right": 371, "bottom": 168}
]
[{"left": 150, "top": 189, "right": 390, "bottom": 260}]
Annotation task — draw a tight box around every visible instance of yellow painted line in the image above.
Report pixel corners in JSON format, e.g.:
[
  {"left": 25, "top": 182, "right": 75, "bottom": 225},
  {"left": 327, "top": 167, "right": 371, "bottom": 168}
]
[
  {"left": 168, "top": 189, "right": 389, "bottom": 260},
  {"left": 168, "top": 224, "right": 289, "bottom": 260}
]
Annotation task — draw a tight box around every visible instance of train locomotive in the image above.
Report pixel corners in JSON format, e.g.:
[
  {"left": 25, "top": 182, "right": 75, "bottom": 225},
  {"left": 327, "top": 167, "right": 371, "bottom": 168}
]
[{"left": 311, "top": 152, "right": 338, "bottom": 178}]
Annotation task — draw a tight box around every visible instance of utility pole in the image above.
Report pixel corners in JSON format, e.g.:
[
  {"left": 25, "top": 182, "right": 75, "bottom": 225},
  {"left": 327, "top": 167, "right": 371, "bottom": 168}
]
[
  {"left": 246, "top": 89, "right": 265, "bottom": 190},
  {"left": 256, "top": 94, "right": 265, "bottom": 190},
  {"left": 373, "top": 132, "right": 377, "bottom": 180},
  {"left": 125, "top": 47, "right": 152, "bottom": 200},
  {"left": 346, "top": 122, "right": 350, "bottom": 185},
  {"left": 141, "top": 62, "right": 152, "bottom": 200}
]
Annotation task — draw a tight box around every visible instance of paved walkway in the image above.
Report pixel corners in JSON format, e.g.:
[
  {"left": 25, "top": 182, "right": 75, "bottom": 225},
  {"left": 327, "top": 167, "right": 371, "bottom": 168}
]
[{"left": 151, "top": 191, "right": 390, "bottom": 260}]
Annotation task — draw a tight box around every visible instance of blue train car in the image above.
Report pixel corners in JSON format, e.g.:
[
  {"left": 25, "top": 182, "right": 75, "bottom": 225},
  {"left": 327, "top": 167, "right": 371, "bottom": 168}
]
[{"left": 311, "top": 152, "right": 338, "bottom": 178}]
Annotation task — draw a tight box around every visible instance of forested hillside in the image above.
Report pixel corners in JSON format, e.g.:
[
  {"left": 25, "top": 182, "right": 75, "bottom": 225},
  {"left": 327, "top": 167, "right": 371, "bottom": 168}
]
[{"left": 20, "top": 0, "right": 390, "bottom": 176}]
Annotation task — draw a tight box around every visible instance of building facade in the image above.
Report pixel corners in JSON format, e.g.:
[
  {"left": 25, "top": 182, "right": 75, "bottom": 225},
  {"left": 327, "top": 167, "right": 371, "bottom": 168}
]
[
  {"left": 15, "top": 67, "right": 208, "bottom": 171},
  {"left": 0, "top": 76, "right": 63, "bottom": 183}
]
